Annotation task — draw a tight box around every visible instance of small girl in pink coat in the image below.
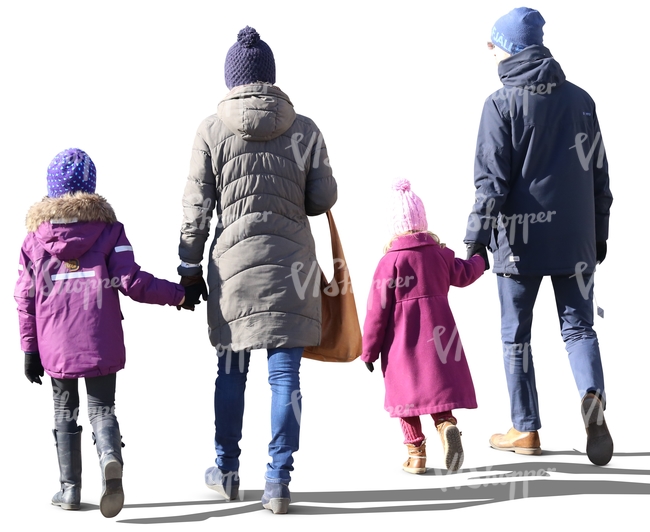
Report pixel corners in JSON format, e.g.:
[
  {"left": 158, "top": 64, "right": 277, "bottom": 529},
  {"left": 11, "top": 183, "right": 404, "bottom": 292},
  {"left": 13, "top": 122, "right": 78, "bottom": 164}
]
[{"left": 361, "top": 179, "right": 488, "bottom": 473}]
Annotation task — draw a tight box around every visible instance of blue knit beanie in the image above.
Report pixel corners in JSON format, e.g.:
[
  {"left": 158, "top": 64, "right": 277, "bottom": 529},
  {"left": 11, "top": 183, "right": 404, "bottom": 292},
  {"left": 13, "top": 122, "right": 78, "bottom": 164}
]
[
  {"left": 224, "top": 26, "right": 276, "bottom": 90},
  {"left": 46, "top": 148, "right": 96, "bottom": 198},
  {"left": 491, "top": 7, "right": 545, "bottom": 55}
]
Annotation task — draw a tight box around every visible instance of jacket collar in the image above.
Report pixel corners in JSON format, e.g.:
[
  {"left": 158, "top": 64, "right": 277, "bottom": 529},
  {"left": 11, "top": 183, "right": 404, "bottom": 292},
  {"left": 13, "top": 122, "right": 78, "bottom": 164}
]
[{"left": 386, "top": 232, "right": 440, "bottom": 252}]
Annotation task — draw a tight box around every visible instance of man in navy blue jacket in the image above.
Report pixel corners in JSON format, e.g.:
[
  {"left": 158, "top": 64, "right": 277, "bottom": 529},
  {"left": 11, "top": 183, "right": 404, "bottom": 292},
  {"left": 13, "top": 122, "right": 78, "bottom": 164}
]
[{"left": 464, "top": 7, "right": 614, "bottom": 465}]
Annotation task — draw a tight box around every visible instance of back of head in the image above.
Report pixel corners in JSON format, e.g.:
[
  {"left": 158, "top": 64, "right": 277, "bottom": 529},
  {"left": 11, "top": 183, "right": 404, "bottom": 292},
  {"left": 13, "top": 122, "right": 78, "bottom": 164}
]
[
  {"left": 46, "top": 148, "right": 96, "bottom": 198},
  {"left": 224, "top": 26, "right": 276, "bottom": 90},
  {"left": 491, "top": 7, "right": 545, "bottom": 55}
]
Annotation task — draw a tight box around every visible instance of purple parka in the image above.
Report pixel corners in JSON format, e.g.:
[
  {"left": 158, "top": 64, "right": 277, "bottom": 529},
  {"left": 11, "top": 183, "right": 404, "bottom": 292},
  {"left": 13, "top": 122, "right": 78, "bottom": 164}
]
[
  {"left": 361, "top": 233, "right": 485, "bottom": 418},
  {"left": 15, "top": 193, "right": 185, "bottom": 379}
]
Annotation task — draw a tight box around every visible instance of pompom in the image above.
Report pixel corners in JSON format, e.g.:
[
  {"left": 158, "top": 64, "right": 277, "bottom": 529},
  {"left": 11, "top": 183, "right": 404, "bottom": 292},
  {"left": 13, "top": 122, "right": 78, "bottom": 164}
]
[
  {"left": 237, "top": 26, "right": 261, "bottom": 48},
  {"left": 392, "top": 178, "right": 411, "bottom": 192}
]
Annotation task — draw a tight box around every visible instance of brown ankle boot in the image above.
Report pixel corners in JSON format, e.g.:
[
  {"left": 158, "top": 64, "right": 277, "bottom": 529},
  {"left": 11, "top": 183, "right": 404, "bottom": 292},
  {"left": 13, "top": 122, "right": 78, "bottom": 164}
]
[
  {"left": 403, "top": 441, "right": 426, "bottom": 474},
  {"left": 437, "top": 420, "right": 464, "bottom": 471}
]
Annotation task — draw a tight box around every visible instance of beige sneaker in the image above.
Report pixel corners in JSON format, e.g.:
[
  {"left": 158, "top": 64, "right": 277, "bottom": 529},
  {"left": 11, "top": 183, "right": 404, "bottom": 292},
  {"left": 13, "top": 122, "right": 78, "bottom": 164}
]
[
  {"left": 403, "top": 441, "right": 426, "bottom": 474},
  {"left": 437, "top": 421, "right": 464, "bottom": 471},
  {"left": 489, "top": 427, "right": 542, "bottom": 455}
]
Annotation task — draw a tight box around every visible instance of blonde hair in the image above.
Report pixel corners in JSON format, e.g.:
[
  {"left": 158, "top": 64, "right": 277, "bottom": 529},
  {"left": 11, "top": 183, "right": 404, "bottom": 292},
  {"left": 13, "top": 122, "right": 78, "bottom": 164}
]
[{"left": 383, "top": 230, "right": 446, "bottom": 254}]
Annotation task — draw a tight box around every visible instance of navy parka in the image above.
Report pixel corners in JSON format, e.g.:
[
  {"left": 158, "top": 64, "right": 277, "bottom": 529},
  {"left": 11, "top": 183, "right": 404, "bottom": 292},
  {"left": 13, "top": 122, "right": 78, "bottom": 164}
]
[{"left": 464, "top": 45, "right": 613, "bottom": 275}]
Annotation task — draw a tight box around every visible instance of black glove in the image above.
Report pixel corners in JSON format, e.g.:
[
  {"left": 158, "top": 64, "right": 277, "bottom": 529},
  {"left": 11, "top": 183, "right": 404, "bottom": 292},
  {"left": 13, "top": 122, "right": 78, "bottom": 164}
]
[
  {"left": 177, "top": 275, "right": 208, "bottom": 311},
  {"left": 596, "top": 241, "right": 607, "bottom": 264},
  {"left": 466, "top": 242, "right": 490, "bottom": 271},
  {"left": 365, "top": 361, "right": 374, "bottom": 373},
  {"left": 25, "top": 352, "right": 44, "bottom": 385}
]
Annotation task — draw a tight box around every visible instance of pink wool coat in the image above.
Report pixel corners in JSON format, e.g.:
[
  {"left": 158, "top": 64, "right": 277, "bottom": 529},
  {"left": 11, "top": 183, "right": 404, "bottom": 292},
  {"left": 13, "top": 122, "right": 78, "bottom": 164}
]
[{"left": 361, "top": 233, "right": 485, "bottom": 418}]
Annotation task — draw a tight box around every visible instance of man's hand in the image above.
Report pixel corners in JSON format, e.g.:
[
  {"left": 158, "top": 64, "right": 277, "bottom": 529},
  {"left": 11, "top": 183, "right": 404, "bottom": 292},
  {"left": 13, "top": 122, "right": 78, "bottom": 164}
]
[{"left": 596, "top": 241, "right": 607, "bottom": 264}]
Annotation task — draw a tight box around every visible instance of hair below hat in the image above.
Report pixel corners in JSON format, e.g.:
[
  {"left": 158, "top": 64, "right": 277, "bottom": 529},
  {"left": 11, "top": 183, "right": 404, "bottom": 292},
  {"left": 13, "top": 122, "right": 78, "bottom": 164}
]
[
  {"left": 391, "top": 179, "right": 428, "bottom": 235},
  {"left": 224, "top": 26, "right": 276, "bottom": 90},
  {"left": 491, "top": 7, "right": 545, "bottom": 55},
  {"left": 47, "top": 148, "right": 96, "bottom": 198}
]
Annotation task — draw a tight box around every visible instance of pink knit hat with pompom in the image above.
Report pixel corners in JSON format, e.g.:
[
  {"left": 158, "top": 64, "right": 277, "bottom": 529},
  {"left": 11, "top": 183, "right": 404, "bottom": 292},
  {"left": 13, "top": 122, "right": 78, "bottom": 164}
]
[{"left": 391, "top": 178, "right": 428, "bottom": 235}]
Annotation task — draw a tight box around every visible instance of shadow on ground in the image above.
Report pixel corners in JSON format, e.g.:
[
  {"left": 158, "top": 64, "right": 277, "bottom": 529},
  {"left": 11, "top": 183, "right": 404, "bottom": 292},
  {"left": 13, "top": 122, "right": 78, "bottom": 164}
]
[{"left": 117, "top": 451, "right": 650, "bottom": 523}]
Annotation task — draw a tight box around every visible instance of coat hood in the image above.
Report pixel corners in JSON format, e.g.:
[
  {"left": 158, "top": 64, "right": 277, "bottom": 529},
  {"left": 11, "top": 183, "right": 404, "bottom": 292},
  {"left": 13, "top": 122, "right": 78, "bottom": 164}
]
[
  {"left": 498, "top": 45, "right": 566, "bottom": 89},
  {"left": 26, "top": 192, "right": 117, "bottom": 261},
  {"left": 217, "top": 83, "right": 297, "bottom": 141}
]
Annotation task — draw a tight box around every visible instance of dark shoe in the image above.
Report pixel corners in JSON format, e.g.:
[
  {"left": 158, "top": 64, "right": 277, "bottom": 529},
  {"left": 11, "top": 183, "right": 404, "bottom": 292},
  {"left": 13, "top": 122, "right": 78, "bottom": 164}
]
[
  {"left": 93, "top": 425, "right": 124, "bottom": 518},
  {"left": 51, "top": 427, "right": 82, "bottom": 510},
  {"left": 582, "top": 393, "right": 613, "bottom": 466},
  {"left": 402, "top": 441, "right": 427, "bottom": 474},
  {"left": 205, "top": 467, "right": 239, "bottom": 500},
  {"left": 437, "top": 421, "right": 464, "bottom": 471},
  {"left": 489, "top": 427, "right": 542, "bottom": 455},
  {"left": 261, "top": 481, "right": 290, "bottom": 514}
]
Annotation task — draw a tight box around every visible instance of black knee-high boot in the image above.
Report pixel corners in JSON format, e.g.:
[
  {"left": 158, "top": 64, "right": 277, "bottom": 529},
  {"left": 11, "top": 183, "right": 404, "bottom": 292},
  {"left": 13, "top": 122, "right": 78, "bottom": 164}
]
[
  {"left": 51, "top": 426, "right": 83, "bottom": 510},
  {"left": 92, "top": 423, "right": 124, "bottom": 518}
]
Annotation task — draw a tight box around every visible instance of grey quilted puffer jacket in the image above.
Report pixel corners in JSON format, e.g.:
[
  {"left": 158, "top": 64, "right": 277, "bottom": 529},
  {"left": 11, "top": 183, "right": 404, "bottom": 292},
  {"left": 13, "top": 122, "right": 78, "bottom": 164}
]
[{"left": 178, "top": 84, "right": 337, "bottom": 351}]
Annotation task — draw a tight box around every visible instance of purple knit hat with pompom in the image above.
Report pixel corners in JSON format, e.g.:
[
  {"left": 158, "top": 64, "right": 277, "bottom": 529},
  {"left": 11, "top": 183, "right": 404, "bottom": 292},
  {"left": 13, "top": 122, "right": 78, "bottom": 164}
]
[
  {"left": 391, "top": 179, "right": 428, "bottom": 235},
  {"left": 224, "top": 26, "right": 276, "bottom": 90},
  {"left": 46, "top": 148, "right": 96, "bottom": 198}
]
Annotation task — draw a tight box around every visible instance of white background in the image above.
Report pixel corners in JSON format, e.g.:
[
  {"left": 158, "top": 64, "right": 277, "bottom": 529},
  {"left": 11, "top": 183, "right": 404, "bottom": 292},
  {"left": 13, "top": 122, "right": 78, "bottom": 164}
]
[{"left": 1, "top": 0, "right": 648, "bottom": 529}]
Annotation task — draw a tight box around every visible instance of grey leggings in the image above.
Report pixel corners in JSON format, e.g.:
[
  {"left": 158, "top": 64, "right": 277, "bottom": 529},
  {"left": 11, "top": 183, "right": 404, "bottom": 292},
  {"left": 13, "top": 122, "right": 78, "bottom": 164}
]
[{"left": 51, "top": 373, "right": 118, "bottom": 433}]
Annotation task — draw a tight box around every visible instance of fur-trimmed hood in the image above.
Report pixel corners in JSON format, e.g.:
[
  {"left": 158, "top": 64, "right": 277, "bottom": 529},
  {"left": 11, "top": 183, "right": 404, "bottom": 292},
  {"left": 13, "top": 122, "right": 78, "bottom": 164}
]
[
  {"left": 26, "top": 192, "right": 117, "bottom": 232},
  {"left": 26, "top": 193, "right": 118, "bottom": 261}
]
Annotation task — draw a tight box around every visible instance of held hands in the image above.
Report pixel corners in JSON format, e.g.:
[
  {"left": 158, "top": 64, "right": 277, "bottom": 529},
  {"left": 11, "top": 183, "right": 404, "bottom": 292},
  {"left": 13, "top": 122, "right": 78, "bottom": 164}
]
[
  {"left": 177, "top": 275, "right": 208, "bottom": 311},
  {"left": 24, "top": 352, "right": 44, "bottom": 384},
  {"left": 466, "top": 241, "right": 490, "bottom": 271}
]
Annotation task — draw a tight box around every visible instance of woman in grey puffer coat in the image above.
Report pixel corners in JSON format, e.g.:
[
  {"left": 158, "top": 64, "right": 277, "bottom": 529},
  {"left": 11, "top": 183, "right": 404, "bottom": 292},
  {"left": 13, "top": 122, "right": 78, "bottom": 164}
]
[{"left": 177, "top": 27, "right": 337, "bottom": 514}]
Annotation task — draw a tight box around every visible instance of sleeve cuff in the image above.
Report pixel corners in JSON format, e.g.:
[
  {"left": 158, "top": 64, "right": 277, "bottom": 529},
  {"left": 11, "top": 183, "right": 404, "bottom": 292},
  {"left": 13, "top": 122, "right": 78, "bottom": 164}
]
[{"left": 178, "top": 262, "right": 203, "bottom": 277}]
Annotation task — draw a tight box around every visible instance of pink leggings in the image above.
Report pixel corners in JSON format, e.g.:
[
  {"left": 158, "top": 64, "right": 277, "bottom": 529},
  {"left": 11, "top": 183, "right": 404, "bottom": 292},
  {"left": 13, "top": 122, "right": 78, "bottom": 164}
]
[{"left": 400, "top": 411, "right": 456, "bottom": 445}]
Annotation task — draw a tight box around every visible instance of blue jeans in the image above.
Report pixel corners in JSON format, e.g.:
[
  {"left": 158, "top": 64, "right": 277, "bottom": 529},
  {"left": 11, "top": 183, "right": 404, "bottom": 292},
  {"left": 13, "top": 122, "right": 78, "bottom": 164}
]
[
  {"left": 497, "top": 274, "right": 605, "bottom": 432},
  {"left": 213, "top": 347, "right": 303, "bottom": 483}
]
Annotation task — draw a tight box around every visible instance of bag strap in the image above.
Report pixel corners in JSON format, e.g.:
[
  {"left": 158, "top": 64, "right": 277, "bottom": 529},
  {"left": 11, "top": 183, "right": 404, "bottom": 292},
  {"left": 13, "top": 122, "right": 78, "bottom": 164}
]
[{"left": 325, "top": 210, "right": 346, "bottom": 268}]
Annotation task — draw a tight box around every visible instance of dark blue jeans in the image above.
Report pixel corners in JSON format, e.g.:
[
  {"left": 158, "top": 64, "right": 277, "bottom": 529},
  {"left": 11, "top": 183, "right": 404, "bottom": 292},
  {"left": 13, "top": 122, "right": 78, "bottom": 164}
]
[
  {"left": 213, "top": 347, "right": 303, "bottom": 483},
  {"left": 497, "top": 273, "right": 605, "bottom": 432}
]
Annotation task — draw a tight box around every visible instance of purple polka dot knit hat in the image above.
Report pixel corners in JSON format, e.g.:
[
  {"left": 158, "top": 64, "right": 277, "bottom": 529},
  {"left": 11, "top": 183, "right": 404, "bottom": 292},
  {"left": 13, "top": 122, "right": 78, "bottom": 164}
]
[
  {"left": 46, "top": 148, "right": 96, "bottom": 198},
  {"left": 224, "top": 26, "right": 276, "bottom": 90},
  {"left": 391, "top": 179, "right": 428, "bottom": 235}
]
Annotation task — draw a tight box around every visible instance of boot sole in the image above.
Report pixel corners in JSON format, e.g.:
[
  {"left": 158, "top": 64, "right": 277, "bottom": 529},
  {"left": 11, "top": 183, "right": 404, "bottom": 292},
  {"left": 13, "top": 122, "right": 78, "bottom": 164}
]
[
  {"left": 402, "top": 466, "right": 427, "bottom": 474},
  {"left": 263, "top": 498, "right": 290, "bottom": 514},
  {"left": 206, "top": 483, "right": 239, "bottom": 501},
  {"left": 100, "top": 460, "right": 124, "bottom": 518},
  {"left": 442, "top": 426, "right": 464, "bottom": 471},
  {"left": 489, "top": 443, "right": 542, "bottom": 455},
  {"left": 52, "top": 501, "right": 80, "bottom": 510}
]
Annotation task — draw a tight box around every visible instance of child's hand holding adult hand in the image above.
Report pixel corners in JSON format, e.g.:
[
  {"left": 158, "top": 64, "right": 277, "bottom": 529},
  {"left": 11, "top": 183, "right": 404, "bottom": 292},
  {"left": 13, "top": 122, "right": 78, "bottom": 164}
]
[
  {"left": 24, "top": 352, "right": 44, "bottom": 384},
  {"left": 177, "top": 275, "right": 208, "bottom": 311},
  {"left": 466, "top": 242, "right": 490, "bottom": 271}
]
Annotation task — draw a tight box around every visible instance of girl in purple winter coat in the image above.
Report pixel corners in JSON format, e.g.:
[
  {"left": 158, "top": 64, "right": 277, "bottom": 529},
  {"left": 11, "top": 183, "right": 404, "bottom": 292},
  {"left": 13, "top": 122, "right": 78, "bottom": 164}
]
[
  {"left": 14, "top": 149, "right": 196, "bottom": 518},
  {"left": 361, "top": 179, "right": 488, "bottom": 473}
]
